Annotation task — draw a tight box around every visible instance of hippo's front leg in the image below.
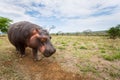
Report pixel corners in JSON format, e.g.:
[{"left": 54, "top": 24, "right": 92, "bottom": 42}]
[
  {"left": 32, "top": 48, "right": 44, "bottom": 61},
  {"left": 32, "top": 48, "right": 38, "bottom": 61}
]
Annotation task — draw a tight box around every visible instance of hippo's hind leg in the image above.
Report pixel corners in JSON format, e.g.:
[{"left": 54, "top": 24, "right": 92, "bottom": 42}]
[
  {"left": 15, "top": 45, "right": 20, "bottom": 54},
  {"left": 19, "top": 46, "right": 26, "bottom": 58},
  {"left": 15, "top": 44, "right": 26, "bottom": 58}
]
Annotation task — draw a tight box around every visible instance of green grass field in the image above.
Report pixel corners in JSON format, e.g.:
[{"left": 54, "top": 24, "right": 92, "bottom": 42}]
[{"left": 0, "top": 35, "right": 120, "bottom": 80}]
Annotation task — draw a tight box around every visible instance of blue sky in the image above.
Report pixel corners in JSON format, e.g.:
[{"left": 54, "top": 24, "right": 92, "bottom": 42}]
[{"left": 0, "top": 0, "right": 120, "bottom": 33}]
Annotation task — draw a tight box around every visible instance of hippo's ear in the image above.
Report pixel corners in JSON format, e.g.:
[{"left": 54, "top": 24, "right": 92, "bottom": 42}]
[
  {"left": 31, "top": 29, "right": 41, "bottom": 39},
  {"left": 31, "top": 29, "right": 47, "bottom": 42},
  {"left": 32, "top": 29, "right": 38, "bottom": 35}
]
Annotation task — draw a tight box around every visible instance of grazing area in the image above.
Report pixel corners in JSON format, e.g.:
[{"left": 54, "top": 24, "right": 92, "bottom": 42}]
[{"left": 0, "top": 35, "right": 120, "bottom": 80}]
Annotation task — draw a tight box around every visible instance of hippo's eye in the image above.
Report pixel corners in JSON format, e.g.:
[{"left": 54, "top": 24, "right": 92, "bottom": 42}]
[{"left": 50, "top": 36, "right": 52, "bottom": 39}]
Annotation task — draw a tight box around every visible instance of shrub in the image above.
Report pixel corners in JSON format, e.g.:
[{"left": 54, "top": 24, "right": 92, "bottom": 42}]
[{"left": 107, "top": 25, "right": 120, "bottom": 39}]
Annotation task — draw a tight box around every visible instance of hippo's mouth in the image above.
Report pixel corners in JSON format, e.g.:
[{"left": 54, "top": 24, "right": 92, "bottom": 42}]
[
  {"left": 39, "top": 45, "right": 51, "bottom": 57},
  {"left": 39, "top": 45, "right": 56, "bottom": 57},
  {"left": 39, "top": 45, "right": 45, "bottom": 53}
]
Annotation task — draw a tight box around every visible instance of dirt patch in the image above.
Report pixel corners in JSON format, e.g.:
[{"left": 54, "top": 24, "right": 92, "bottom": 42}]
[{"left": 15, "top": 50, "right": 90, "bottom": 80}]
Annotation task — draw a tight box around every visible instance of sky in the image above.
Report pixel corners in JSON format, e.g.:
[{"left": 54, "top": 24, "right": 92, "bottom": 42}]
[{"left": 0, "top": 0, "right": 120, "bottom": 33}]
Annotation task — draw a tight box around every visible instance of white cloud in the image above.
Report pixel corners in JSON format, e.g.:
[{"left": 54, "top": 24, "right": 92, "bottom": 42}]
[
  {"left": 0, "top": 0, "right": 120, "bottom": 32},
  {"left": 59, "top": 11, "right": 120, "bottom": 32},
  {"left": 39, "top": 0, "right": 120, "bottom": 18},
  {"left": 0, "top": 0, "right": 37, "bottom": 23}
]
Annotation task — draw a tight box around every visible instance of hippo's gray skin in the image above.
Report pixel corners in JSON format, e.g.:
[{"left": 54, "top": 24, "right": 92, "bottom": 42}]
[{"left": 8, "top": 21, "right": 56, "bottom": 60}]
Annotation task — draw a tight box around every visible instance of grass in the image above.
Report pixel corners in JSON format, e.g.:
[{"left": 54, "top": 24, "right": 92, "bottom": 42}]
[
  {"left": 52, "top": 35, "right": 120, "bottom": 80},
  {"left": 0, "top": 35, "right": 120, "bottom": 80},
  {"left": 0, "top": 39, "right": 3, "bottom": 45},
  {"left": 109, "top": 71, "right": 120, "bottom": 78},
  {"left": 58, "top": 46, "right": 66, "bottom": 50},
  {"left": 0, "top": 63, "right": 25, "bottom": 80},
  {"left": 76, "top": 62, "right": 98, "bottom": 73},
  {"left": 101, "top": 50, "right": 106, "bottom": 53},
  {"left": 80, "top": 46, "right": 87, "bottom": 49},
  {"left": 102, "top": 52, "right": 120, "bottom": 61},
  {"left": 0, "top": 36, "right": 24, "bottom": 80}
]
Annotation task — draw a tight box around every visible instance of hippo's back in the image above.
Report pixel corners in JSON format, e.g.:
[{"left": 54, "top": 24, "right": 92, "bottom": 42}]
[{"left": 8, "top": 21, "right": 41, "bottom": 46}]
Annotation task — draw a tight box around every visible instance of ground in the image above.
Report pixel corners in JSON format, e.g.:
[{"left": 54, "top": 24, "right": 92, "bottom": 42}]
[{"left": 0, "top": 35, "right": 120, "bottom": 80}]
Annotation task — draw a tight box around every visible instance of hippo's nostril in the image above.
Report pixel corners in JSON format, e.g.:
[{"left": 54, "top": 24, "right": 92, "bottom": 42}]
[
  {"left": 51, "top": 48, "right": 56, "bottom": 54},
  {"left": 43, "top": 48, "right": 56, "bottom": 57},
  {"left": 53, "top": 49, "right": 56, "bottom": 53}
]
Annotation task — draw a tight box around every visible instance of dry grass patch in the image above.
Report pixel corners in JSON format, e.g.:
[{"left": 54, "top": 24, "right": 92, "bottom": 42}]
[{"left": 0, "top": 35, "right": 120, "bottom": 80}]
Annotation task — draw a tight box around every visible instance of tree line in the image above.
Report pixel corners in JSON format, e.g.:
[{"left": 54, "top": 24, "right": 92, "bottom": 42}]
[
  {"left": 53, "top": 30, "right": 108, "bottom": 36},
  {"left": 0, "top": 16, "right": 120, "bottom": 39}
]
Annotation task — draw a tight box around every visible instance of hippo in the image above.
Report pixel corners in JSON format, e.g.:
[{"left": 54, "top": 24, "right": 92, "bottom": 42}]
[{"left": 7, "top": 21, "right": 56, "bottom": 60}]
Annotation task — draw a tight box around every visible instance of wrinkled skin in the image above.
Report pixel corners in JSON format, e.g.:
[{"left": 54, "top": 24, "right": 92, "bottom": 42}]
[{"left": 8, "top": 21, "right": 56, "bottom": 60}]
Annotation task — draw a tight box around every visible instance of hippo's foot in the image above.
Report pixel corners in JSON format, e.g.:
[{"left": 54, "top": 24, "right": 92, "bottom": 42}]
[
  {"left": 33, "top": 50, "right": 44, "bottom": 61},
  {"left": 20, "top": 54, "right": 26, "bottom": 58},
  {"left": 34, "top": 55, "right": 44, "bottom": 61},
  {"left": 16, "top": 50, "right": 20, "bottom": 54},
  {"left": 16, "top": 51, "right": 25, "bottom": 58},
  {"left": 17, "top": 53, "right": 26, "bottom": 58}
]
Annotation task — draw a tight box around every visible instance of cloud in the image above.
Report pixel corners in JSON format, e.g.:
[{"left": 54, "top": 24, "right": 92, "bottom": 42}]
[
  {"left": 0, "top": 0, "right": 120, "bottom": 33},
  {"left": 0, "top": 0, "right": 37, "bottom": 23}
]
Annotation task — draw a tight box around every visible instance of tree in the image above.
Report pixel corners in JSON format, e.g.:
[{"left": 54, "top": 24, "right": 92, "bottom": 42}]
[
  {"left": 107, "top": 25, "right": 120, "bottom": 39},
  {"left": 0, "top": 17, "right": 12, "bottom": 33},
  {"left": 116, "top": 24, "right": 120, "bottom": 37},
  {"left": 48, "top": 25, "right": 56, "bottom": 32},
  {"left": 56, "top": 31, "right": 62, "bottom": 35},
  {"left": 75, "top": 32, "right": 80, "bottom": 36},
  {"left": 83, "top": 29, "right": 92, "bottom": 36}
]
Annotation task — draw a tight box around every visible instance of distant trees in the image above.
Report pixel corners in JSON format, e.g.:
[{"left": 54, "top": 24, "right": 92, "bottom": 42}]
[
  {"left": 0, "top": 17, "right": 12, "bottom": 33},
  {"left": 107, "top": 25, "right": 120, "bottom": 39},
  {"left": 56, "top": 31, "right": 63, "bottom": 35},
  {"left": 52, "top": 30, "right": 107, "bottom": 36},
  {"left": 83, "top": 29, "right": 92, "bottom": 36}
]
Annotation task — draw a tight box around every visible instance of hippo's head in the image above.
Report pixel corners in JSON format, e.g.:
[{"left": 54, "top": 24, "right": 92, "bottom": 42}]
[{"left": 28, "top": 28, "right": 56, "bottom": 57}]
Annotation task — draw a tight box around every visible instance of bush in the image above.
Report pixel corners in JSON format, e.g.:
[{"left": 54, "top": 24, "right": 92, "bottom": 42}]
[{"left": 107, "top": 25, "right": 120, "bottom": 39}]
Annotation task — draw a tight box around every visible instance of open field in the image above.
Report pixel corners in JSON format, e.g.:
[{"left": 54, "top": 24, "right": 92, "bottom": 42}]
[{"left": 0, "top": 35, "right": 120, "bottom": 80}]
